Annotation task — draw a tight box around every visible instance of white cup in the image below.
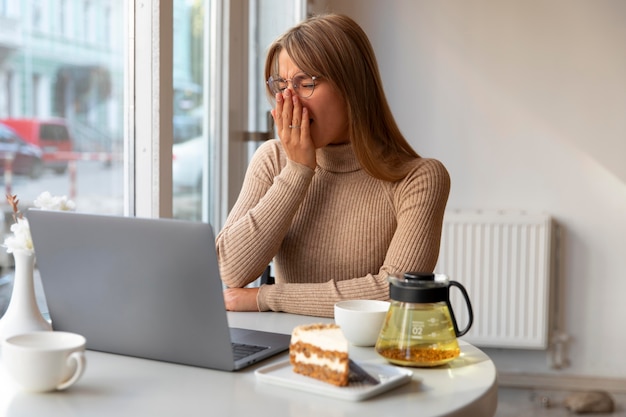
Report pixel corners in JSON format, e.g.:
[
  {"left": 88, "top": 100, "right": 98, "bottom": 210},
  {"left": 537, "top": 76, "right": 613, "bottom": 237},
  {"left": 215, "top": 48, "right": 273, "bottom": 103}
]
[
  {"left": 334, "top": 300, "right": 390, "bottom": 347},
  {"left": 2, "top": 331, "right": 87, "bottom": 392}
]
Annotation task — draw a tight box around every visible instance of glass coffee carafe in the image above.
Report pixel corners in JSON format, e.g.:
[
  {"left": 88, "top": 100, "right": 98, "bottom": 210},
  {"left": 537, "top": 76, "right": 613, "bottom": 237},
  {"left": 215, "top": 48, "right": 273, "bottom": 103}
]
[{"left": 375, "top": 272, "right": 473, "bottom": 367}]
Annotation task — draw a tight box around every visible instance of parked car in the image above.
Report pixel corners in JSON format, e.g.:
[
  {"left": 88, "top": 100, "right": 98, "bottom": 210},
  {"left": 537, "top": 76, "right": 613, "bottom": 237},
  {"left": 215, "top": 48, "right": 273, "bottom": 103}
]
[
  {"left": 0, "top": 123, "right": 44, "bottom": 179},
  {"left": 173, "top": 114, "right": 202, "bottom": 144},
  {"left": 0, "top": 118, "right": 73, "bottom": 174},
  {"left": 173, "top": 136, "right": 204, "bottom": 193}
]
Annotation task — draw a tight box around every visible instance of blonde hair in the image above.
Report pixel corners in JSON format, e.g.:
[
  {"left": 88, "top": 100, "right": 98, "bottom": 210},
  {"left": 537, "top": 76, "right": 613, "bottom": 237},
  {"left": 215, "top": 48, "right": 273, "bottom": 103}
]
[{"left": 265, "top": 13, "right": 419, "bottom": 182}]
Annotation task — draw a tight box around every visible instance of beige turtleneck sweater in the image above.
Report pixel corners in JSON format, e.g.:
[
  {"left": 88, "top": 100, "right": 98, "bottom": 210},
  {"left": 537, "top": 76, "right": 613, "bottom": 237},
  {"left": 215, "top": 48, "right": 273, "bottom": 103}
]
[{"left": 216, "top": 139, "right": 450, "bottom": 317}]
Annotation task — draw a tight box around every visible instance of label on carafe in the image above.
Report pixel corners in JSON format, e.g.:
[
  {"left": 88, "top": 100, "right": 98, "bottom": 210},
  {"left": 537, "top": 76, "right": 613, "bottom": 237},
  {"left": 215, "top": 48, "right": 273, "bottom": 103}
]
[{"left": 411, "top": 313, "right": 450, "bottom": 340}]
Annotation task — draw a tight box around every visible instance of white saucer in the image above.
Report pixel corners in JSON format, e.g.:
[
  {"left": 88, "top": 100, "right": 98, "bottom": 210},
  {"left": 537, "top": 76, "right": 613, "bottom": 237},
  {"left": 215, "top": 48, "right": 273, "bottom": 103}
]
[{"left": 255, "top": 360, "right": 415, "bottom": 401}]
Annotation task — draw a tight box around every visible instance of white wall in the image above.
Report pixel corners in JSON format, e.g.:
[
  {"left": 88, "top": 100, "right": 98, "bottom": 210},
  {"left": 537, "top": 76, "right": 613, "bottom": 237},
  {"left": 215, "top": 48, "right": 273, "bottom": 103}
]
[{"left": 314, "top": 0, "right": 626, "bottom": 379}]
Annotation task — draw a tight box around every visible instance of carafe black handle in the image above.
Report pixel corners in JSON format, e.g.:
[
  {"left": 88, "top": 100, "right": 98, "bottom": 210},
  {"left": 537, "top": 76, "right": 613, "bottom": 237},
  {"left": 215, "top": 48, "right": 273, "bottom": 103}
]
[{"left": 446, "top": 281, "right": 474, "bottom": 337}]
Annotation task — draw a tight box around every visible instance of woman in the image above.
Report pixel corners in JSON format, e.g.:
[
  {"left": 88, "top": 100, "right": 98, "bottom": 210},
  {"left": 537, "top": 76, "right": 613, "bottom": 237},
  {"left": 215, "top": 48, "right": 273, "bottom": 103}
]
[{"left": 216, "top": 13, "right": 450, "bottom": 317}]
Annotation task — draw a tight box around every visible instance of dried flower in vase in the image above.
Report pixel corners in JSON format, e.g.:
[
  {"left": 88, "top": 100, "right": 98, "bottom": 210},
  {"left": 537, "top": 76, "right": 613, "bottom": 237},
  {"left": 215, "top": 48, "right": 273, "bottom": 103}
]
[{"left": 3, "top": 192, "right": 76, "bottom": 254}]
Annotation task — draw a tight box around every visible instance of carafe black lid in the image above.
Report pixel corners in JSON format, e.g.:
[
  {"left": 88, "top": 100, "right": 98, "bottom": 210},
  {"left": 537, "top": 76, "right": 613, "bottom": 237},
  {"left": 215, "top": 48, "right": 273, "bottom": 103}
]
[{"left": 388, "top": 271, "right": 449, "bottom": 303}]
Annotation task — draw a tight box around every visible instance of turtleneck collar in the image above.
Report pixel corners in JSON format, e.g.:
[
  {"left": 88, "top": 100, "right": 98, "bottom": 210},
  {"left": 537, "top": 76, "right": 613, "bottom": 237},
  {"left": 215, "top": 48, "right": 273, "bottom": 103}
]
[{"left": 315, "top": 142, "right": 362, "bottom": 173}]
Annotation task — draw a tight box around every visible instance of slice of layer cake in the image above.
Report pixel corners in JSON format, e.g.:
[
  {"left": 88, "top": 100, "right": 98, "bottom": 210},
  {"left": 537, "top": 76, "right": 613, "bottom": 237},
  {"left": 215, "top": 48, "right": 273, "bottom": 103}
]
[{"left": 289, "top": 323, "right": 350, "bottom": 386}]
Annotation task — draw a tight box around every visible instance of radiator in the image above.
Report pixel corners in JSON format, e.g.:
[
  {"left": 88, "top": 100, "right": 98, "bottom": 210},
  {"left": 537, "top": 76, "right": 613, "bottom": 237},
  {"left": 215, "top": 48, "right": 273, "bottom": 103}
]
[{"left": 434, "top": 210, "right": 554, "bottom": 349}]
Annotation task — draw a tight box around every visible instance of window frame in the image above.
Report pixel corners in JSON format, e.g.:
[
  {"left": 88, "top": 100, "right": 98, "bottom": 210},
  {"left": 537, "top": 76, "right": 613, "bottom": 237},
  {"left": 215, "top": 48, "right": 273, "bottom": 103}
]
[
  {"left": 130, "top": 0, "right": 174, "bottom": 218},
  {"left": 130, "top": 0, "right": 237, "bottom": 228},
  {"left": 129, "top": 0, "right": 304, "bottom": 227}
]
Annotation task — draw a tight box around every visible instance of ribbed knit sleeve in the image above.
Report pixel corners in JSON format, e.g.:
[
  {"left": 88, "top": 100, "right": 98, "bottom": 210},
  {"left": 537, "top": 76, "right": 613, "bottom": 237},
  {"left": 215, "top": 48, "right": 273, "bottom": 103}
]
[
  {"left": 217, "top": 141, "right": 450, "bottom": 318},
  {"left": 216, "top": 140, "right": 315, "bottom": 287}
]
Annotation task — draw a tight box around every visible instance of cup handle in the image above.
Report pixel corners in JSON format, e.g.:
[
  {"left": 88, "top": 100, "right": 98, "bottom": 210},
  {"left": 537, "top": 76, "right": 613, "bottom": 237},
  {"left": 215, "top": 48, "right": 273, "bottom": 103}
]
[{"left": 56, "top": 351, "right": 87, "bottom": 391}]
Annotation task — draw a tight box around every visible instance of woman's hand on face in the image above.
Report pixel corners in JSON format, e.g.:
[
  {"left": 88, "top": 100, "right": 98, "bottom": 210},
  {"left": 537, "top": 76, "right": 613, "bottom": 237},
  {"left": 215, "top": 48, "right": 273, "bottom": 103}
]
[
  {"left": 271, "top": 90, "right": 316, "bottom": 170},
  {"left": 223, "top": 287, "right": 260, "bottom": 312}
]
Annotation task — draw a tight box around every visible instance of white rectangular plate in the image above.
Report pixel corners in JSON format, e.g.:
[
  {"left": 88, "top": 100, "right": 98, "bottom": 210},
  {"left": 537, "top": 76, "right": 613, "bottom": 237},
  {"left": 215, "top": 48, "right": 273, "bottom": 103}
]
[{"left": 255, "top": 360, "right": 414, "bottom": 401}]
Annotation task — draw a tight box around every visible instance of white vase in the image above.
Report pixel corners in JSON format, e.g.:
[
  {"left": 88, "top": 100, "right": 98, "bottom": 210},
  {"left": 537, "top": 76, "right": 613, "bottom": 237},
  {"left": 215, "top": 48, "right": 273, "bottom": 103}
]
[{"left": 0, "top": 249, "right": 52, "bottom": 342}]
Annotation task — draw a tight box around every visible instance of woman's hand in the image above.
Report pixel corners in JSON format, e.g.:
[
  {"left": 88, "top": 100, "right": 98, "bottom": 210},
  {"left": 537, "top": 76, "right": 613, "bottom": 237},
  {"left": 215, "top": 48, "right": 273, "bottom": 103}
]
[
  {"left": 223, "top": 287, "right": 260, "bottom": 312},
  {"left": 271, "top": 90, "right": 316, "bottom": 170}
]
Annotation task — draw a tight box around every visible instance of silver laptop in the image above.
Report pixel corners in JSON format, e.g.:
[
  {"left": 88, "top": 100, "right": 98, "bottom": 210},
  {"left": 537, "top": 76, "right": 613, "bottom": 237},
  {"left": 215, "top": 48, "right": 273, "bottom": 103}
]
[{"left": 27, "top": 209, "right": 290, "bottom": 371}]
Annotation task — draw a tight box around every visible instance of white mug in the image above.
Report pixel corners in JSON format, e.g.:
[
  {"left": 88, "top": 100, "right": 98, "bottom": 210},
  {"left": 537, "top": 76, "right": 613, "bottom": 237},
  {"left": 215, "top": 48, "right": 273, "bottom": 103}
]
[{"left": 2, "top": 331, "right": 87, "bottom": 392}]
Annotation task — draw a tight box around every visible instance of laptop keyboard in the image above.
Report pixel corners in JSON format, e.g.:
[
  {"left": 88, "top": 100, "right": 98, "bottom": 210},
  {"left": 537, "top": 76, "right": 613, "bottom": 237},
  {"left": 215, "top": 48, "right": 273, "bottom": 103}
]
[{"left": 231, "top": 342, "right": 269, "bottom": 361}]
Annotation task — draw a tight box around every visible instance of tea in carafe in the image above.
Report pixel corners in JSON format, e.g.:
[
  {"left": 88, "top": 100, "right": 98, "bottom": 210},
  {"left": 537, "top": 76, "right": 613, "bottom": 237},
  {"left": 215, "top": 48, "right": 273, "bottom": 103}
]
[
  {"left": 376, "top": 301, "right": 461, "bottom": 367},
  {"left": 375, "top": 272, "right": 473, "bottom": 367}
]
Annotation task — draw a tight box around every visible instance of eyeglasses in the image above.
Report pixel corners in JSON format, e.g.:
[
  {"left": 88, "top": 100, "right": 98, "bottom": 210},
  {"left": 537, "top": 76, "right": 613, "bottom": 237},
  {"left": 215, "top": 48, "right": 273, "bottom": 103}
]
[{"left": 266, "top": 72, "right": 320, "bottom": 98}]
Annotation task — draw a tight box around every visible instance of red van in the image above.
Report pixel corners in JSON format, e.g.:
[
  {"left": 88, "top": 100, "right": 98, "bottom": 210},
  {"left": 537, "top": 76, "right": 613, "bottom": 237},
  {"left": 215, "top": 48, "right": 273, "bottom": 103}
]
[{"left": 0, "top": 118, "right": 73, "bottom": 174}]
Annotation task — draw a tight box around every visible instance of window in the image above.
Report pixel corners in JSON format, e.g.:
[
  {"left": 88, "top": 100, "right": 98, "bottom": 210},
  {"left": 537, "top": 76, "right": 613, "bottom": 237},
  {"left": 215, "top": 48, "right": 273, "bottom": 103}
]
[
  {"left": 103, "top": 6, "right": 111, "bottom": 47},
  {"left": 32, "top": 0, "right": 42, "bottom": 30},
  {"left": 83, "top": 1, "right": 92, "bottom": 43},
  {"left": 0, "top": 0, "right": 126, "bottom": 244},
  {"left": 0, "top": 0, "right": 304, "bottom": 247},
  {"left": 59, "top": 0, "right": 67, "bottom": 37}
]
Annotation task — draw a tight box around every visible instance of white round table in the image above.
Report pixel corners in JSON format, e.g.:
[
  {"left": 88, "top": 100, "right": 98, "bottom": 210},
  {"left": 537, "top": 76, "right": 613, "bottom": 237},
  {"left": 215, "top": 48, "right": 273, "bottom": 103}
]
[{"left": 0, "top": 312, "right": 497, "bottom": 417}]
